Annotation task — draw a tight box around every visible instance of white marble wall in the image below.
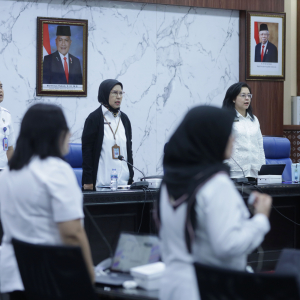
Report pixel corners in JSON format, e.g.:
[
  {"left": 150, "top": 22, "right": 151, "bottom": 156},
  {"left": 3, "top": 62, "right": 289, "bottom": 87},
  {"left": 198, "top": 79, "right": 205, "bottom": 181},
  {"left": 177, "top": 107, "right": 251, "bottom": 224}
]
[{"left": 0, "top": 0, "right": 239, "bottom": 179}]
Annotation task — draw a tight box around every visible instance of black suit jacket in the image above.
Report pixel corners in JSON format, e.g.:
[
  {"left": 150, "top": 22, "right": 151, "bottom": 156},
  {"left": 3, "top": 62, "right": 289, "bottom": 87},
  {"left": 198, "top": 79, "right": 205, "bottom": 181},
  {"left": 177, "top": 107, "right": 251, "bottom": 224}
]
[
  {"left": 255, "top": 42, "right": 278, "bottom": 63},
  {"left": 81, "top": 105, "right": 134, "bottom": 189},
  {"left": 43, "top": 51, "right": 82, "bottom": 84}
]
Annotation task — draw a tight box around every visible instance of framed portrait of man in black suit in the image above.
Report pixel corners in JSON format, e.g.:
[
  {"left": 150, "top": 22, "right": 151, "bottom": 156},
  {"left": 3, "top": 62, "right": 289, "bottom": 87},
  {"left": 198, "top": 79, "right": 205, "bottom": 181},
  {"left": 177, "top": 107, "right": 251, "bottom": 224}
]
[
  {"left": 246, "top": 12, "right": 285, "bottom": 81},
  {"left": 37, "top": 17, "right": 88, "bottom": 96}
]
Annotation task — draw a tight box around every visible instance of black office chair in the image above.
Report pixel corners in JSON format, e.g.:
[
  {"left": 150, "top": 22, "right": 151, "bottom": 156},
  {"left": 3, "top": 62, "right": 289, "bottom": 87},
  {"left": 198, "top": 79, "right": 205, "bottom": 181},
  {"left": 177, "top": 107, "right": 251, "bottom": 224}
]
[
  {"left": 194, "top": 262, "right": 300, "bottom": 300},
  {"left": 275, "top": 248, "right": 300, "bottom": 285},
  {"left": 12, "top": 238, "right": 98, "bottom": 300}
]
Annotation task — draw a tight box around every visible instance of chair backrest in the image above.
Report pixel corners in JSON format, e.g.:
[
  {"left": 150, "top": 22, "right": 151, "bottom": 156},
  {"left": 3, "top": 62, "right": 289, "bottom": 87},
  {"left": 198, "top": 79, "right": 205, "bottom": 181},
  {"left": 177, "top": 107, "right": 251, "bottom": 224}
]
[
  {"left": 276, "top": 248, "right": 300, "bottom": 290},
  {"left": 194, "top": 262, "right": 300, "bottom": 300},
  {"left": 65, "top": 143, "right": 82, "bottom": 168},
  {"left": 263, "top": 137, "right": 292, "bottom": 181},
  {"left": 64, "top": 143, "right": 83, "bottom": 187},
  {"left": 12, "top": 238, "right": 97, "bottom": 300}
]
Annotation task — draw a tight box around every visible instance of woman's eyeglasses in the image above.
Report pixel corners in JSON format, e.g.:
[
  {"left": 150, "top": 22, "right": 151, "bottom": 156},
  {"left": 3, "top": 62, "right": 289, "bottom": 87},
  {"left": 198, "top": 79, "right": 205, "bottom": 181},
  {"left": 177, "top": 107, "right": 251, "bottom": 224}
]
[
  {"left": 239, "top": 94, "right": 252, "bottom": 99},
  {"left": 111, "top": 91, "right": 125, "bottom": 97}
]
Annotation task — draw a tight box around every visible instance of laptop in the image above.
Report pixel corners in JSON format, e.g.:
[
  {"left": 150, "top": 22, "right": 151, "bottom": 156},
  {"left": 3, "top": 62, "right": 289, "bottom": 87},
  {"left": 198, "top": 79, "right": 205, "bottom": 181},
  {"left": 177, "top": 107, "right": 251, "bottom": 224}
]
[
  {"left": 95, "top": 232, "right": 160, "bottom": 286},
  {"left": 258, "top": 164, "right": 286, "bottom": 176}
]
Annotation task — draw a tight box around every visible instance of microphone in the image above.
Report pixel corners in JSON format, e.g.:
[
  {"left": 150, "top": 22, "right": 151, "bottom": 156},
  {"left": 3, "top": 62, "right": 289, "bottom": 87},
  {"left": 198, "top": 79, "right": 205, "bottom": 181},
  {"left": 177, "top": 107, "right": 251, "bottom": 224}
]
[
  {"left": 230, "top": 157, "right": 248, "bottom": 183},
  {"left": 118, "top": 155, "right": 146, "bottom": 180},
  {"left": 117, "top": 156, "right": 149, "bottom": 189}
]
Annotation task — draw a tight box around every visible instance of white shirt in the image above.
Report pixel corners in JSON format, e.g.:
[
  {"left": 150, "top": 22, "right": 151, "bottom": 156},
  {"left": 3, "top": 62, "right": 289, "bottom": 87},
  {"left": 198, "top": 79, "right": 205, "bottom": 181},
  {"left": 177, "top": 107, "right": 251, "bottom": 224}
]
[
  {"left": 0, "top": 157, "right": 84, "bottom": 293},
  {"left": 0, "top": 106, "right": 15, "bottom": 169},
  {"left": 159, "top": 173, "right": 270, "bottom": 300},
  {"left": 228, "top": 111, "right": 265, "bottom": 178},
  {"left": 159, "top": 187, "right": 199, "bottom": 300},
  {"left": 261, "top": 41, "right": 268, "bottom": 55},
  {"left": 193, "top": 173, "right": 270, "bottom": 269},
  {"left": 58, "top": 52, "right": 69, "bottom": 72},
  {"left": 96, "top": 106, "right": 129, "bottom": 187}
]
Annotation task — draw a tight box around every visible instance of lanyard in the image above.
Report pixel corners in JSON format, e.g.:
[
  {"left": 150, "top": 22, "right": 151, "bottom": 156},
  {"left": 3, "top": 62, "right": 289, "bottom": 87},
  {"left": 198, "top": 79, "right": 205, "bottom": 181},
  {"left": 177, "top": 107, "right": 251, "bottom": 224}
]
[
  {"left": 103, "top": 114, "right": 121, "bottom": 144},
  {"left": 0, "top": 108, "right": 2, "bottom": 127},
  {"left": 0, "top": 108, "right": 6, "bottom": 136},
  {"left": 0, "top": 108, "right": 8, "bottom": 151}
]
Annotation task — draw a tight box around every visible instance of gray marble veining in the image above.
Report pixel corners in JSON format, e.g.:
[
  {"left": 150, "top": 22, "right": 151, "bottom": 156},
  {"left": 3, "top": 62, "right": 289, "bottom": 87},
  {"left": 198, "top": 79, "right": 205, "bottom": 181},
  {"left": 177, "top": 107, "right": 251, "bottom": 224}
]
[{"left": 0, "top": 0, "right": 239, "bottom": 180}]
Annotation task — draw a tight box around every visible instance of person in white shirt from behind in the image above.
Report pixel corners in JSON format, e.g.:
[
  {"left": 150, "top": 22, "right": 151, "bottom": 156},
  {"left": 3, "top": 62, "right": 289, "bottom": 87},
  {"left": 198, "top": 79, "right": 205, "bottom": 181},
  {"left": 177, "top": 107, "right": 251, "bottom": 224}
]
[
  {"left": 0, "top": 104, "right": 94, "bottom": 300},
  {"left": 222, "top": 82, "right": 265, "bottom": 179},
  {"left": 155, "top": 106, "right": 272, "bottom": 300},
  {"left": 0, "top": 81, "right": 15, "bottom": 168}
]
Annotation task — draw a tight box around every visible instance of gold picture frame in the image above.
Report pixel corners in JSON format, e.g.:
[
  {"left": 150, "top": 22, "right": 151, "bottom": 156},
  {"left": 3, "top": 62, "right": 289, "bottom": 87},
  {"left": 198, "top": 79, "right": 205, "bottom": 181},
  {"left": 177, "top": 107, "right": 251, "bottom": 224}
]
[
  {"left": 246, "top": 11, "right": 285, "bottom": 81},
  {"left": 36, "top": 17, "right": 88, "bottom": 96}
]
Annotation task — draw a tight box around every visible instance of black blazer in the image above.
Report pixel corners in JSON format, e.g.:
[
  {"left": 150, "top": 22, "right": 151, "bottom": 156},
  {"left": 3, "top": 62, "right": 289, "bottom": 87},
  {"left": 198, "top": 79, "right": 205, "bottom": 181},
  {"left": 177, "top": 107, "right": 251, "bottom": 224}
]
[
  {"left": 254, "top": 42, "right": 278, "bottom": 63},
  {"left": 43, "top": 51, "right": 82, "bottom": 85},
  {"left": 81, "top": 105, "right": 134, "bottom": 189}
]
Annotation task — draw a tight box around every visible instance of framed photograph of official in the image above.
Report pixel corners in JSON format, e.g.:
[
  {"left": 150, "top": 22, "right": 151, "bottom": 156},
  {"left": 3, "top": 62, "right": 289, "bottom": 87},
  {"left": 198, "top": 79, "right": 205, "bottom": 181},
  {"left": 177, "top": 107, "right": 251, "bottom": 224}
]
[
  {"left": 36, "top": 17, "right": 88, "bottom": 96},
  {"left": 246, "top": 11, "right": 286, "bottom": 81}
]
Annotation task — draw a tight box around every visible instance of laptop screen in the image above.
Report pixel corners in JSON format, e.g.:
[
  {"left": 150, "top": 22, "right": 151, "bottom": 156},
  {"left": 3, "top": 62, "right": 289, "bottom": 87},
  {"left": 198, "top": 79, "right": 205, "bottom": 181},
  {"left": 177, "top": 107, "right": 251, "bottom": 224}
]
[
  {"left": 258, "top": 164, "right": 286, "bottom": 176},
  {"left": 111, "top": 233, "right": 160, "bottom": 272}
]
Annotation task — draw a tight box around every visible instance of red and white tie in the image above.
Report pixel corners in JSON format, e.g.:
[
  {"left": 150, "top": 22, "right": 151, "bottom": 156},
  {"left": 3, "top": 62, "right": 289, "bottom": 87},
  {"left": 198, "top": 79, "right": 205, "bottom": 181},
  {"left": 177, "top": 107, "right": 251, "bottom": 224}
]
[
  {"left": 63, "top": 57, "right": 69, "bottom": 84},
  {"left": 261, "top": 45, "right": 265, "bottom": 62}
]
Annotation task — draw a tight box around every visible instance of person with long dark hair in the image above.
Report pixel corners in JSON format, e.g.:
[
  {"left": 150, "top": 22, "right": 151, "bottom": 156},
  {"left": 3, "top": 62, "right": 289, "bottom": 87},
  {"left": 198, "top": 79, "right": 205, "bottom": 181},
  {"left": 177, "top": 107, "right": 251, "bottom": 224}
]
[
  {"left": 0, "top": 104, "right": 94, "bottom": 300},
  {"left": 222, "top": 82, "right": 265, "bottom": 179},
  {"left": 155, "top": 106, "right": 272, "bottom": 300},
  {"left": 82, "top": 79, "right": 134, "bottom": 190}
]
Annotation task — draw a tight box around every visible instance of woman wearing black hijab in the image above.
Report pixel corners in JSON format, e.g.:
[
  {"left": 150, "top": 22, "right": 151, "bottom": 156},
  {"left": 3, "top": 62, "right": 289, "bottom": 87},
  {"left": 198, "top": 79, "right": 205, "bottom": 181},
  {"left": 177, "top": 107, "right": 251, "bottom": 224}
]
[
  {"left": 82, "top": 79, "right": 134, "bottom": 190},
  {"left": 155, "top": 106, "right": 272, "bottom": 300}
]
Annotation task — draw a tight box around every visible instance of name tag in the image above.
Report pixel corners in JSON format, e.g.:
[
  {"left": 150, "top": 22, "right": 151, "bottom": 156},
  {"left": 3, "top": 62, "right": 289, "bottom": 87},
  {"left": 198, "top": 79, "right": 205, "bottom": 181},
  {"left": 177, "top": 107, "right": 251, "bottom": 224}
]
[
  {"left": 104, "top": 122, "right": 111, "bottom": 125},
  {"left": 3, "top": 137, "right": 8, "bottom": 151},
  {"left": 112, "top": 144, "right": 120, "bottom": 159}
]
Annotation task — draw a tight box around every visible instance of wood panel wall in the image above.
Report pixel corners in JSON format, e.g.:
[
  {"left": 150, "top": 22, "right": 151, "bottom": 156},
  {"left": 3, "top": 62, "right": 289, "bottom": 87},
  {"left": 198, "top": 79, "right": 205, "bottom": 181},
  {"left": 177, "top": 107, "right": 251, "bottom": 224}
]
[
  {"left": 116, "top": 0, "right": 283, "bottom": 11},
  {"left": 239, "top": 10, "right": 284, "bottom": 137},
  {"left": 113, "top": 0, "right": 285, "bottom": 136}
]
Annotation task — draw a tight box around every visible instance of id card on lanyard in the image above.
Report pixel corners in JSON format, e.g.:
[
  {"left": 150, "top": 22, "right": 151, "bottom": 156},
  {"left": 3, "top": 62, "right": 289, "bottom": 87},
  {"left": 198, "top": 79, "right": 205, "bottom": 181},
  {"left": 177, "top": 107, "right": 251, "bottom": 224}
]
[
  {"left": 0, "top": 109, "right": 8, "bottom": 151},
  {"left": 3, "top": 127, "right": 8, "bottom": 151}
]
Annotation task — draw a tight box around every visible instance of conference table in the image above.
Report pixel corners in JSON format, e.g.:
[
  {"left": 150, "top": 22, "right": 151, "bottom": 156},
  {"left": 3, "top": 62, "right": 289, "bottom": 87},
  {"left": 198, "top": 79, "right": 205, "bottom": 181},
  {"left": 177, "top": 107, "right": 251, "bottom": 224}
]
[
  {"left": 94, "top": 285, "right": 158, "bottom": 299},
  {"left": 235, "top": 182, "right": 300, "bottom": 271},
  {"left": 0, "top": 183, "right": 299, "bottom": 300},
  {"left": 84, "top": 182, "right": 300, "bottom": 272},
  {"left": 84, "top": 188, "right": 157, "bottom": 264},
  {"left": 84, "top": 188, "right": 159, "bottom": 299}
]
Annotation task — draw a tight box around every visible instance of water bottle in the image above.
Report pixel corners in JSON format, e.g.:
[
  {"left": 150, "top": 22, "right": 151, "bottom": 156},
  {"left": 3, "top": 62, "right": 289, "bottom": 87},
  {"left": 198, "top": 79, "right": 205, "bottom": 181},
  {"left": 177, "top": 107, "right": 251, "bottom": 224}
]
[
  {"left": 295, "top": 165, "right": 299, "bottom": 183},
  {"left": 110, "top": 169, "right": 118, "bottom": 191}
]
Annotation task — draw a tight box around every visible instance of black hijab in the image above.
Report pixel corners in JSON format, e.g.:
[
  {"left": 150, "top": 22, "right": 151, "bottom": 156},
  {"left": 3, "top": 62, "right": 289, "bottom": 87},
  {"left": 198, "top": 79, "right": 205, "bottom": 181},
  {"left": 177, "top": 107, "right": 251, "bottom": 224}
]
[
  {"left": 156, "top": 106, "right": 235, "bottom": 252},
  {"left": 98, "top": 79, "right": 123, "bottom": 115}
]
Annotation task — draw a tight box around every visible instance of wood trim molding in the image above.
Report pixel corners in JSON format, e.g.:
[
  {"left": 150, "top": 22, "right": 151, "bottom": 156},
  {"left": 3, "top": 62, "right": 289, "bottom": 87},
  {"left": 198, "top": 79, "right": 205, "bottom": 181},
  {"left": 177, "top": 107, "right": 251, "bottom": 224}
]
[
  {"left": 111, "top": 0, "right": 284, "bottom": 12},
  {"left": 283, "top": 125, "right": 300, "bottom": 130}
]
